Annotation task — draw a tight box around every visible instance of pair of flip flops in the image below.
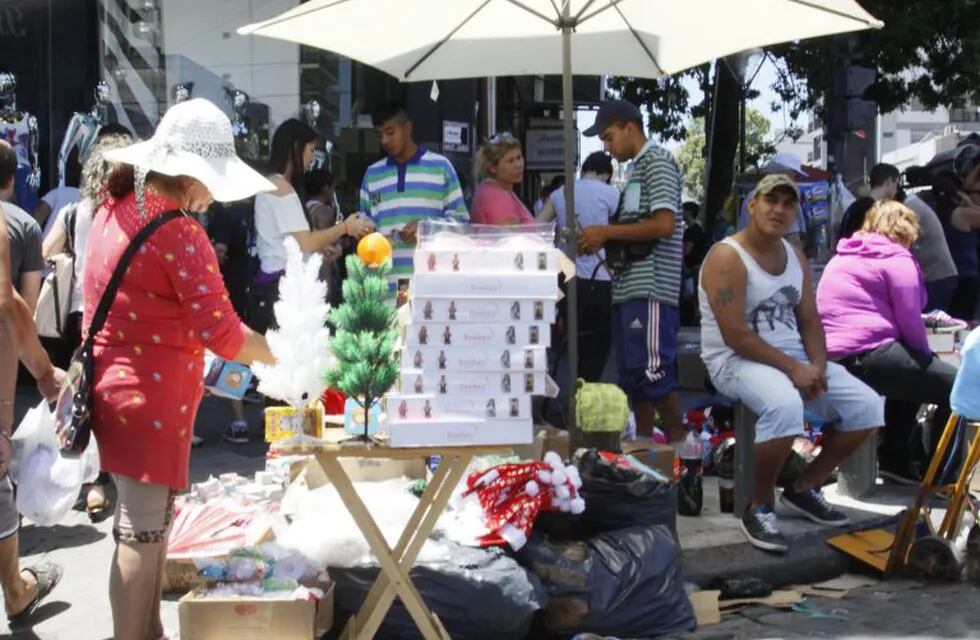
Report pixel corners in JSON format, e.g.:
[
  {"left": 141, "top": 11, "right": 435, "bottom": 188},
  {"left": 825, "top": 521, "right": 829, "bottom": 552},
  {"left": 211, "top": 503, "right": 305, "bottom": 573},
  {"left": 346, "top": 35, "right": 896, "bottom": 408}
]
[{"left": 7, "top": 563, "right": 62, "bottom": 627}]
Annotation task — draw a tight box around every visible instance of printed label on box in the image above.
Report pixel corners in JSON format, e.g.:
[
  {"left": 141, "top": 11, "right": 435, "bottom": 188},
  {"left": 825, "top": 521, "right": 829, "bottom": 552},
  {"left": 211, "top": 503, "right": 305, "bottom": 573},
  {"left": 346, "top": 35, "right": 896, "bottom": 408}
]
[
  {"left": 415, "top": 249, "right": 559, "bottom": 274},
  {"left": 388, "top": 418, "right": 533, "bottom": 447},
  {"left": 388, "top": 394, "right": 531, "bottom": 421},
  {"left": 403, "top": 346, "right": 548, "bottom": 372},
  {"left": 399, "top": 369, "right": 547, "bottom": 396},
  {"left": 405, "top": 322, "right": 550, "bottom": 348},
  {"left": 412, "top": 272, "right": 559, "bottom": 299},
  {"left": 411, "top": 298, "right": 556, "bottom": 324}
]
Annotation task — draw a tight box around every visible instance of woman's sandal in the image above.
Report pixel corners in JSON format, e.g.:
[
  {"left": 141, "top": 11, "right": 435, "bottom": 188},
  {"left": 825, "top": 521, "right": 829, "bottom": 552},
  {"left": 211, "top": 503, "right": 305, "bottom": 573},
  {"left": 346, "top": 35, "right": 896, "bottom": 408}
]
[
  {"left": 86, "top": 485, "right": 112, "bottom": 522},
  {"left": 7, "top": 562, "right": 63, "bottom": 627}
]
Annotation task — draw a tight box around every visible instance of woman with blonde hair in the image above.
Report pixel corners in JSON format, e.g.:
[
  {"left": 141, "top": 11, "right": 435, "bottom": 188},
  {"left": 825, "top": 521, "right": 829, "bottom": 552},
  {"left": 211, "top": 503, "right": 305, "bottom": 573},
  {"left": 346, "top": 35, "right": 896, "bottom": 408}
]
[
  {"left": 470, "top": 133, "right": 534, "bottom": 225},
  {"left": 86, "top": 98, "right": 276, "bottom": 639},
  {"left": 817, "top": 200, "right": 958, "bottom": 484}
]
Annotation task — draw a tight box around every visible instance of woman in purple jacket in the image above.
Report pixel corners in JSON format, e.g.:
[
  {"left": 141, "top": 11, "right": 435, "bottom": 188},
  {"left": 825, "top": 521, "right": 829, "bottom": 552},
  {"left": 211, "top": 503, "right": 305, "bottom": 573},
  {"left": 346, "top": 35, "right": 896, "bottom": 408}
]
[{"left": 817, "top": 201, "right": 958, "bottom": 484}]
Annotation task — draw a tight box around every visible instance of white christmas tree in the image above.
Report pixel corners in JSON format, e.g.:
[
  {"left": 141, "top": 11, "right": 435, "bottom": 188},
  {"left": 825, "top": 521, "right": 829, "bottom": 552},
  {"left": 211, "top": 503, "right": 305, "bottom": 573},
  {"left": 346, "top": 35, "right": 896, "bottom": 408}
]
[{"left": 252, "top": 237, "right": 336, "bottom": 407}]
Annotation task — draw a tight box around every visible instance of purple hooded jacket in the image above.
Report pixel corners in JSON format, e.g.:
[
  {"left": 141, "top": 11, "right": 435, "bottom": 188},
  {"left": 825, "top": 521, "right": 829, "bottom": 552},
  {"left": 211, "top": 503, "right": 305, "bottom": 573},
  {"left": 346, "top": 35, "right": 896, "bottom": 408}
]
[{"left": 817, "top": 232, "right": 930, "bottom": 359}]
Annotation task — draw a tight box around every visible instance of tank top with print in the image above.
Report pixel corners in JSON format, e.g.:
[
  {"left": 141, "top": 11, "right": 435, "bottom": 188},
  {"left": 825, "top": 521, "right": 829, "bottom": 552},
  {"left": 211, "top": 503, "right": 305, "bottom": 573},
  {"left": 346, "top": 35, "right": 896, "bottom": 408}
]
[{"left": 699, "top": 237, "right": 804, "bottom": 377}]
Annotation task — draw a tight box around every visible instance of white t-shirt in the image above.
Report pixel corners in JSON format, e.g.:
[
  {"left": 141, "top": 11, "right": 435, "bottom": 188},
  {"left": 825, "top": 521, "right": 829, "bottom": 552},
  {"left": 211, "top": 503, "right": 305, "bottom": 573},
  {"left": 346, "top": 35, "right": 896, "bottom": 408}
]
[
  {"left": 41, "top": 186, "right": 80, "bottom": 237},
  {"left": 550, "top": 176, "right": 620, "bottom": 281},
  {"left": 50, "top": 197, "right": 94, "bottom": 314},
  {"left": 254, "top": 190, "right": 309, "bottom": 273}
]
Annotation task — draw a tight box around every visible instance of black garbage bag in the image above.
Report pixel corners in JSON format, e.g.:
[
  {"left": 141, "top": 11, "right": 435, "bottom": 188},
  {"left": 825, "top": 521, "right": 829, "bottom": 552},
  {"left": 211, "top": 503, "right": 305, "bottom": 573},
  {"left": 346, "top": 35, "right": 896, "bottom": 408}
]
[
  {"left": 578, "top": 449, "right": 678, "bottom": 537},
  {"left": 329, "top": 540, "right": 547, "bottom": 640},
  {"left": 522, "top": 525, "right": 696, "bottom": 638}
]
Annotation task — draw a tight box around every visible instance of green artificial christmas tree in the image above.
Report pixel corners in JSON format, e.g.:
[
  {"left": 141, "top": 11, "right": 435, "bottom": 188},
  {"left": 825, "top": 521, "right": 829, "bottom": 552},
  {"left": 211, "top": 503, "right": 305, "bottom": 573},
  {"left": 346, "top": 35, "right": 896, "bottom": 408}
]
[{"left": 326, "top": 254, "right": 399, "bottom": 442}]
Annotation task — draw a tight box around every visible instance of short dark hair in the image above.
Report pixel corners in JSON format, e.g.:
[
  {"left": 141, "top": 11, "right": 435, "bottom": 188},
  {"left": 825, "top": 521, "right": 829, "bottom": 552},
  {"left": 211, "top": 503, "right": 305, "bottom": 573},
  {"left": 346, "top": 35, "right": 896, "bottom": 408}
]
[
  {"left": 97, "top": 122, "right": 132, "bottom": 139},
  {"left": 682, "top": 201, "right": 700, "bottom": 216},
  {"left": 305, "top": 166, "right": 334, "bottom": 197},
  {"left": 869, "top": 163, "right": 900, "bottom": 188},
  {"left": 581, "top": 151, "right": 613, "bottom": 176},
  {"left": 0, "top": 140, "right": 16, "bottom": 190},
  {"left": 371, "top": 101, "right": 410, "bottom": 128}
]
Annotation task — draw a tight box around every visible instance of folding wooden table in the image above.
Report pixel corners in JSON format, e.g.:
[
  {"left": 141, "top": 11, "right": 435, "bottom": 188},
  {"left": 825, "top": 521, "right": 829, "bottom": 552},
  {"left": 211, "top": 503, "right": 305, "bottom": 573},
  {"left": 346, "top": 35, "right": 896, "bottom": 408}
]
[{"left": 284, "top": 442, "right": 513, "bottom": 640}]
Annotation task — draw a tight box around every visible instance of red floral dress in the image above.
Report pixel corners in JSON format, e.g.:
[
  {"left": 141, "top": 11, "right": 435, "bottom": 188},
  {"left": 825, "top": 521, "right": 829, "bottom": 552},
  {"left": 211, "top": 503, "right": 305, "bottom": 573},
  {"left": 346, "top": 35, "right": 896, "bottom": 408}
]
[{"left": 83, "top": 191, "right": 246, "bottom": 489}]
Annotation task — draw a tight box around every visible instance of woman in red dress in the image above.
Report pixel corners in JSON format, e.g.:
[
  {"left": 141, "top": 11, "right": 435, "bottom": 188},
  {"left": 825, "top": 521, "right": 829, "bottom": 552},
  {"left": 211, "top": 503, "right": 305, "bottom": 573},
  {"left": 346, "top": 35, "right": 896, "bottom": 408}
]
[{"left": 85, "top": 99, "right": 275, "bottom": 640}]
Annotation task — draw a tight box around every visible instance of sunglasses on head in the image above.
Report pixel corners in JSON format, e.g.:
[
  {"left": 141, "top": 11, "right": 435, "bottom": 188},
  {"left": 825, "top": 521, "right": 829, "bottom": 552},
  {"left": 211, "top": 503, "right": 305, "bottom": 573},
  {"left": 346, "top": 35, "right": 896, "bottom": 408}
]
[{"left": 488, "top": 132, "right": 516, "bottom": 144}]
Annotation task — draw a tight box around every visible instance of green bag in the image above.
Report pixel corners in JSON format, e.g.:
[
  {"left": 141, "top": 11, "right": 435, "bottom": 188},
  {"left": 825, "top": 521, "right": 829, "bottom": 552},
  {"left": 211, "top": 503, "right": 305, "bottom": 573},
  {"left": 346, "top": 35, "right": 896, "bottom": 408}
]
[{"left": 575, "top": 379, "right": 629, "bottom": 433}]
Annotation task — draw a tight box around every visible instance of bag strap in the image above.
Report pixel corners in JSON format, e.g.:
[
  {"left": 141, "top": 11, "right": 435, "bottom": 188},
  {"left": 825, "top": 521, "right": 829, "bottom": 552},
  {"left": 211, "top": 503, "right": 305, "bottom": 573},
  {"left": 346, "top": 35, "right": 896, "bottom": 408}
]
[
  {"left": 85, "top": 209, "right": 185, "bottom": 346},
  {"left": 64, "top": 202, "right": 79, "bottom": 256}
]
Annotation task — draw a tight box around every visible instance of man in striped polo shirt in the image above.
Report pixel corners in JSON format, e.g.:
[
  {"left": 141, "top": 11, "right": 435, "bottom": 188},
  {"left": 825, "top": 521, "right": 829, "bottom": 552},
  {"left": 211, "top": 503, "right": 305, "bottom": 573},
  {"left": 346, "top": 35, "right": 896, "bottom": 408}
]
[
  {"left": 579, "top": 100, "right": 685, "bottom": 443},
  {"left": 359, "top": 102, "right": 468, "bottom": 301}
]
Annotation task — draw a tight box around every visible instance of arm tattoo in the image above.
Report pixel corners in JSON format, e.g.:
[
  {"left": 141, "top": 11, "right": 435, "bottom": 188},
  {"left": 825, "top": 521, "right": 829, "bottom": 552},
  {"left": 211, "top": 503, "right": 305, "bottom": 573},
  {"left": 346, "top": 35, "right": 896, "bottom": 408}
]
[{"left": 715, "top": 287, "right": 735, "bottom": 307}]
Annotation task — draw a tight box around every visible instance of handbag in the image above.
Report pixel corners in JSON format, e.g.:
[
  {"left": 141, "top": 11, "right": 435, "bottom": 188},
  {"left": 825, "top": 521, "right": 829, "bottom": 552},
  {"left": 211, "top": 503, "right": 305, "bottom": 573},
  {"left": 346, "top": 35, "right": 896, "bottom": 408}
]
[
  {"left": 602, "top": 191, "right": 655, "bottom": 271},
  {"left": 34, "top": 203, "right": 79, "bottom": 339},
  {"left": 54, "top": 210, "right": 184, "bottom": 457}
]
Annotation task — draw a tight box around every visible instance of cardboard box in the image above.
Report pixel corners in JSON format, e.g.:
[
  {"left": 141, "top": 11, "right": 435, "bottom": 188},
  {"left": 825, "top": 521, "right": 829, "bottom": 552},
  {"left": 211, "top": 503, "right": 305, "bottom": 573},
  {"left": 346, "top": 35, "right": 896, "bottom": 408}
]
[
  {"left": 264, "top": 406, "right": 323, "bottom": 443},
  {"left": 404, "top": 322, "right": 551, "bottom": 349},
  {"left": 927, "top": 331, "right": 956, "bottom": 353},
  {"left": 204, "top": 358, "right": 253, "bottom": 400},
  {"left": 388, "top": 418, "right": 533, "bottom": 447},
  {"left": 411, "top": 272, "right": 559, "bottom": 299},
  {"left": 178, "top": 581, "right": 334, "bottom": 640},
  {"left": 398, "top": 370, "right": 548, "bottom": 396},
  {"left": 401, "top": 346, "right": 548, "bottom": 373},
  {"left": 387, "top": 394, "right": 532, "bottom": 421},
  {"left": 414, "top": 248, "right": 560, "bottom": 274},
  {"left": 410, "top": 298, "right": 557, "bottom": 324},
  {"left": 622, "top": 440, "right": 676, "bottom": 478}
]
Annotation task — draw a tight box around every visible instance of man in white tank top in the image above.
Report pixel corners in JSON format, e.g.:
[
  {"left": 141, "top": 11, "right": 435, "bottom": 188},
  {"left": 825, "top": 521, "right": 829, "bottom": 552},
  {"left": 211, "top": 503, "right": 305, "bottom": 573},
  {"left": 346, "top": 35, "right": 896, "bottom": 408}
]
[{"left": 699, "top": 174, "right": 883, "bottom": 553}]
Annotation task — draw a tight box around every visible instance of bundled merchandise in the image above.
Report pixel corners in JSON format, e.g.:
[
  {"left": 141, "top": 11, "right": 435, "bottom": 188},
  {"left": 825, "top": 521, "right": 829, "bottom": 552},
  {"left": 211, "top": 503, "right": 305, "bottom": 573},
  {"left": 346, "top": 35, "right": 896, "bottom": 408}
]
[
  {"left": 456, "top": 452, "right": 584, "bottom": 550},
  {"left": 388, "top": 222, "right": 563, "bottom": 446}
]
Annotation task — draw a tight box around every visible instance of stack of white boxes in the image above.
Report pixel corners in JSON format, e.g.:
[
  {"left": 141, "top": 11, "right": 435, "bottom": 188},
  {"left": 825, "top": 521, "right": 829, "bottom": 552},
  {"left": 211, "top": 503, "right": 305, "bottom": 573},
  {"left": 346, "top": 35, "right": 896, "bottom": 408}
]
[{"left": 386, "top": 231, "right": 562, "bottom": 447}]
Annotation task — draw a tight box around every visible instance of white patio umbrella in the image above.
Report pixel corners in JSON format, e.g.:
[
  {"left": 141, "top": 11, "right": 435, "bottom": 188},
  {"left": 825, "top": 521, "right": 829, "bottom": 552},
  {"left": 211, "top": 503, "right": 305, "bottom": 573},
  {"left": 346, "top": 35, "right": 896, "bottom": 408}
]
[{"left": 240, "top": 0, "right": 881, "bottom": 438}]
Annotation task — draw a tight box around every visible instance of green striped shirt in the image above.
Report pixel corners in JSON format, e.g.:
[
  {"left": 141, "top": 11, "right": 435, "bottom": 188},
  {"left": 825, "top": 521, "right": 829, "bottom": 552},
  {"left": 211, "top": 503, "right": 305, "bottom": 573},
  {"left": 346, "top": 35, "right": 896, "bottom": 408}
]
[{"left": 611, "top": 140, "right": 684, "bottom": 305}]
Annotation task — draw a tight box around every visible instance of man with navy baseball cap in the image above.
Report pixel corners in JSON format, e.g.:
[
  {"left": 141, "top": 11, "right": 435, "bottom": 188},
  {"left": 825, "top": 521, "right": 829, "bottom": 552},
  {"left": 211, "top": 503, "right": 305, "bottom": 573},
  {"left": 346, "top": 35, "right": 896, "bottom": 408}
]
[{"left": 579, "top": 99, "right": 686, "bottom": 445}]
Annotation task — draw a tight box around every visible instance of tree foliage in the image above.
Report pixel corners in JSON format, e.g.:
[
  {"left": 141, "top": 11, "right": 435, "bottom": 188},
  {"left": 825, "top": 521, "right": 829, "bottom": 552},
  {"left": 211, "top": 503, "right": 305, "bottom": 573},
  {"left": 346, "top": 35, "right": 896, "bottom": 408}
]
[
  {"left": 325, "top": 256, "right": 399, "bottom": 438},
  {"left": 676, "top": 109, "right": 775, "bottom": 201}
]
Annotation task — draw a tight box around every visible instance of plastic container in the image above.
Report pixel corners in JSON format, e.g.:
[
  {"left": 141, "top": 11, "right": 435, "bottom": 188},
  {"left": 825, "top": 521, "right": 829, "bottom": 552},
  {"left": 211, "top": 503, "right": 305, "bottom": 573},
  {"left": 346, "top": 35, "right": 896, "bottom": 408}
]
[{"left": 677, "top": 431, "right": 704, "bottom": 517}]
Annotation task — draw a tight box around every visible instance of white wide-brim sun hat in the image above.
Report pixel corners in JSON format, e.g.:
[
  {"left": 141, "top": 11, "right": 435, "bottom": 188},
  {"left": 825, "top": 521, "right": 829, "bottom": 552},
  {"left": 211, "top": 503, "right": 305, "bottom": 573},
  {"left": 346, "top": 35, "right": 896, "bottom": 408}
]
[{"left": 106, "top": 98, "right": 274, "bottom": 203}]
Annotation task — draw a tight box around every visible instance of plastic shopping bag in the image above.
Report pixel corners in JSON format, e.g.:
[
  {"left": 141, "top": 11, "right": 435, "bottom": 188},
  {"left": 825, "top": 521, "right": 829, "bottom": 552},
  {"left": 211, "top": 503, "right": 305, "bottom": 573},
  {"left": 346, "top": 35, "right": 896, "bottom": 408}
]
[{"left": 11, "top": 401, "right": 100, "bottom": 526}]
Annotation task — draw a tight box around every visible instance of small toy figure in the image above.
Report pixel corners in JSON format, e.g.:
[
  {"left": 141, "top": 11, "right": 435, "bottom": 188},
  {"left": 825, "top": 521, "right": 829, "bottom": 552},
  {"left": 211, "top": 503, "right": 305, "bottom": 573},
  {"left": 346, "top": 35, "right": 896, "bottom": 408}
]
[
  {"left": 534, "top": 301, "right": 544, "bottom": 321},
  {"left": 514, "top": 253, "right": 524, "bottom": 271},
  {"left": 398, "top": 400, "right": 408, "bottom": 418},
  {"left": 537, "top": 252, "right": 547, "bottom": 270},
  {"left": 524, "top": 350, "right": 534, "bottom": 369},
  {"left": 414, "top": 376, "right": 424, "bottom": 393},
  {"left": 510, "top": 398, "right": 520, "bottom": 417},
  {"left": 427, "top": 253, "right": 437, "bottom": 271},
  {"left": 423, "top": 400, "right": 432, "bottom": 418},
  {"left": 438, "top": 350, "right": 447, "bottom": 369},
  {"left": 529, "top": 326, "right": 539, "bottom": 345},
  {"left": 423, "top": 300, "right": 433, "bottom": 320},
  {"left": 448, "top": 301, "right": 457, "bottom": 320},
  {"left": 501, "top": 350, "right": 511, "bottom": 369},
  {"left": 413, "top": 350, "right": 423, "bottom": 367},
  {"left": 511, "top": 301, "right": 521, "bottom": 320},
  {"left": 442, "top": 325, "right": 452, "bottom": 345},
  {"left": 505, "top": 325, "right": 516, "bottom": 345},
  {"left": 439, "top": 375, "right": 448, "bottom": 394},
  {"left": 418, "top": 326, "right": 428, "bottom": 345},
  {"left": 452, "top": 253, "right": 460, "bottom": 271},
  {"left": 502, "top": 374, "right": 511, "bottom": 393},
  {"left": 524, "top": 374, "right": 534, "bottom": 393},
  {"left": 486, "top": 399, "right": 496, "bottom": 418}
]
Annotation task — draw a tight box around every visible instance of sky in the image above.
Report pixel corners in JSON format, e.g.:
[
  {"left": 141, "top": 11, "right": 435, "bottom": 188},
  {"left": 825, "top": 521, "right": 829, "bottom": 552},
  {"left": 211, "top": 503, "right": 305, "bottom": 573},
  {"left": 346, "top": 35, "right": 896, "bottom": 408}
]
[{"left": 577, "top": 57, "right": 804, "bottom": 160}]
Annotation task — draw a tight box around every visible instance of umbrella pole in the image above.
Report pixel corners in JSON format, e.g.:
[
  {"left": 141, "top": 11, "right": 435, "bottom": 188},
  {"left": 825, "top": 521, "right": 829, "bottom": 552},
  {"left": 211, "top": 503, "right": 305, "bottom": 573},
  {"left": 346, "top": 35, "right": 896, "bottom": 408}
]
[{"left": 560, "top": 6, "right": 580, "bottom": 446}]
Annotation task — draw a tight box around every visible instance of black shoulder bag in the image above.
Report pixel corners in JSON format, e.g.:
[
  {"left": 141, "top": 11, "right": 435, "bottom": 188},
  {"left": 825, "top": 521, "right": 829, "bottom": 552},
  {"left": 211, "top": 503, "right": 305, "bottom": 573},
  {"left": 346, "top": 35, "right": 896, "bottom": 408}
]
[
  {"left": 55, "top": 210, "right": 184, "bottom": 457},
  {"left": 602, "top": 190, "right": 656, "bottom": 271}
]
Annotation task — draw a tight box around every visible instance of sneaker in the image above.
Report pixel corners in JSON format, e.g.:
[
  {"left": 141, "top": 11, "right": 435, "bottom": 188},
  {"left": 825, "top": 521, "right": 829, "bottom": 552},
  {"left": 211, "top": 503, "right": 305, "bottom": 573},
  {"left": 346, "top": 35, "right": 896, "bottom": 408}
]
[
  {"left": 740, "top": 505, "right": 788, "bottom": 553},
  {"left": 222, "top": 421, "right": 249, "bottom": 444},
  {"left": 190, "top": 435, "right": 203, "bottom": 447},
  {"left": 780, "top": 486, "right": 850, "bottom": 526}
]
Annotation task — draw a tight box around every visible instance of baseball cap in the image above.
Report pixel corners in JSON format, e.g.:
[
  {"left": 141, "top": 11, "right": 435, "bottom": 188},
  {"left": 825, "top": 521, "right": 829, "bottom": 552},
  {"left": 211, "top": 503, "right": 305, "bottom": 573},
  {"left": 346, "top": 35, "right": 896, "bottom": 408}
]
[
  {"left": 752, "top": 174, "right": 800, "bottom": 201},
  {"left": 583, "top": 100, "right": 643, "bottom": 137}
]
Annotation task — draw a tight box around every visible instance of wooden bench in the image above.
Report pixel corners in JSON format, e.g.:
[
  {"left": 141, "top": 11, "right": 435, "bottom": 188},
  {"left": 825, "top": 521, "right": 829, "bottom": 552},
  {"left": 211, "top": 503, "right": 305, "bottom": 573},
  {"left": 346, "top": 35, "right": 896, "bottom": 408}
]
[{"left": 732, "top": 403, "right": 877, "bottom": 517}]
